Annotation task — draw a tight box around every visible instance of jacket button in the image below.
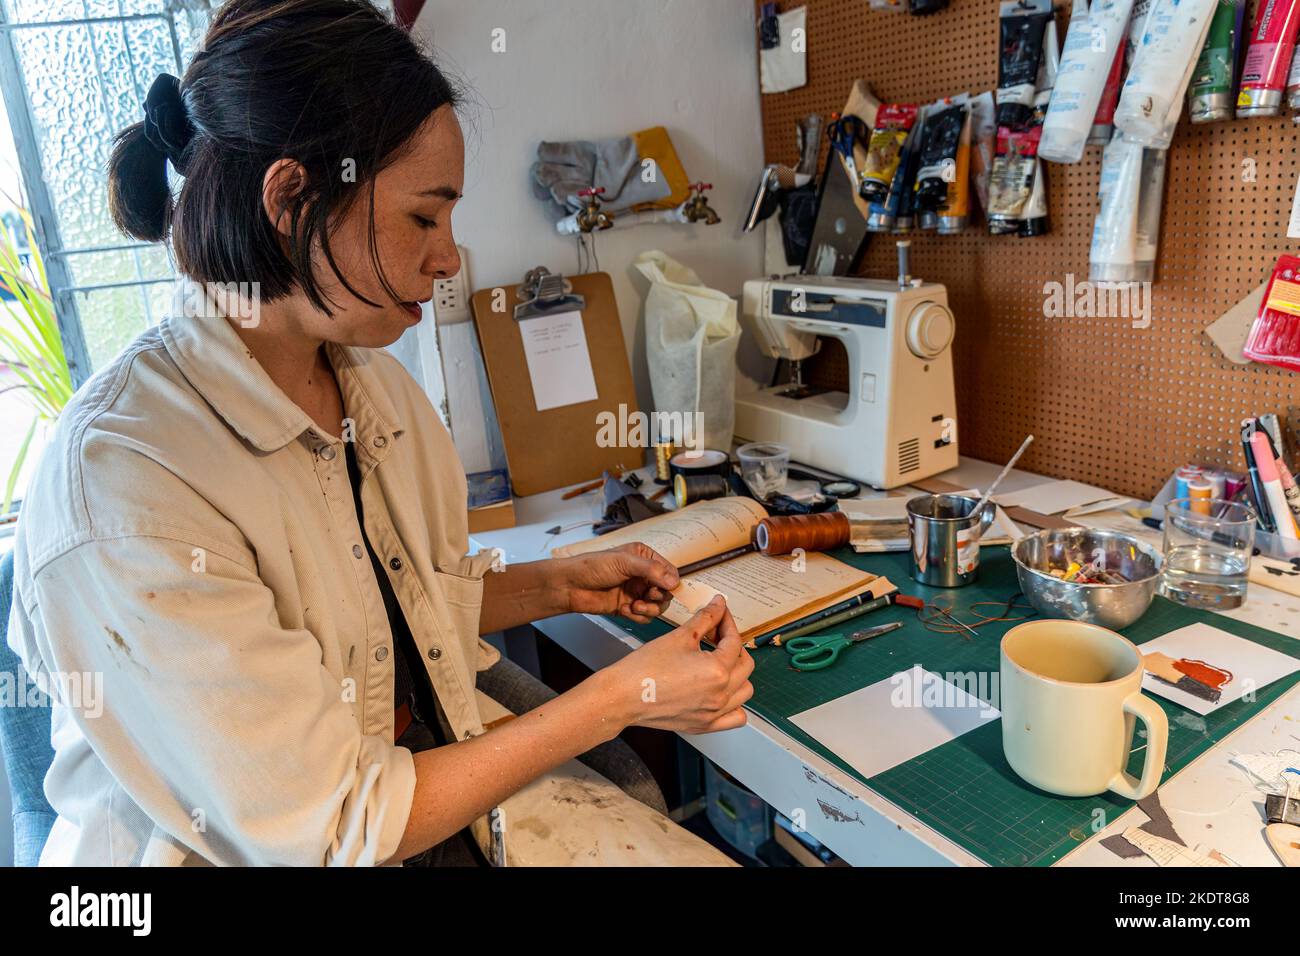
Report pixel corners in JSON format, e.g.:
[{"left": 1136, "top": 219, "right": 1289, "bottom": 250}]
[
  {"left": 352, "top": 544, "right": 364, "bottom": 559},
  {"left": 375, "top": 646, "right": 389, "bottom": 662},
  {"left": 427, "top": 646, "right": 442, "bottom": 661},
  {"left": 373, "top": 436, "right": 387, "bottom": 448},
  {"left": 319, "top": 445, "right": 337, "bottom": 461},
  {"left": 389, "top": 557, "right": 403, "bottom": 571}
]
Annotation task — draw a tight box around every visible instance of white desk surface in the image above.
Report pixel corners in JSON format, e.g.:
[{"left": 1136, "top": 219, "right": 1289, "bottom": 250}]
[{"left": 470, "top": 457, "right": 1300, "bottom": 867}]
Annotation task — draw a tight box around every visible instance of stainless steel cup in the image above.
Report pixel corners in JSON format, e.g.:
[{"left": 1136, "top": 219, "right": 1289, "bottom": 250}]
[{"left": 906, "top": 494, "right": 996, "bottom": 588}]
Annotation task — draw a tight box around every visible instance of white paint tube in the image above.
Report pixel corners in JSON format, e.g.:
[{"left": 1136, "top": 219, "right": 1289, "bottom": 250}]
[
  {"left": 1133, "top": 147, "right": 1167, "bottom": 283},
  {"left": 1041, "top": 0, "right": 1137, "bottom": 164},
  {"left": 1089, "top": 134, "right": 1143, "bottom": 282},
  {"left": 1114, "top": 0, "right": 1218, "bottom": 147}
]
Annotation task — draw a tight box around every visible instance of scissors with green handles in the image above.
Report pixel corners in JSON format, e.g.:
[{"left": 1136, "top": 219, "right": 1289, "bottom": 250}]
[{"left": 785, "top": 621, "right": 903, "bottom": 671}]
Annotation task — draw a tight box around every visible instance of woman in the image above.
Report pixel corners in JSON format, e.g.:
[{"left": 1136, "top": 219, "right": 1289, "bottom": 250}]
[{"left": 9, "top": 0, "right": 752, "bottom": 866}]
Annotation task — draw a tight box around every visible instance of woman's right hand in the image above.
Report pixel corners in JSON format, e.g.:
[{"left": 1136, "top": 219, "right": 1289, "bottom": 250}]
[{"left": 606, "top": 595, "right": 754, "bottom": 735}]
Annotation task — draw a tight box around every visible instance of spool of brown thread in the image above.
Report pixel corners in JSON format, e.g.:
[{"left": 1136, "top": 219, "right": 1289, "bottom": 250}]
[{"left": 754, "top": 512, "right": 851, "bottom": 556}]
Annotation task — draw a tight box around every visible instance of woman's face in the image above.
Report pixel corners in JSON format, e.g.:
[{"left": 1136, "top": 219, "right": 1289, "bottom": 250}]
[{"left": 300, "top": 104, "right": 465, "bottom": 348}]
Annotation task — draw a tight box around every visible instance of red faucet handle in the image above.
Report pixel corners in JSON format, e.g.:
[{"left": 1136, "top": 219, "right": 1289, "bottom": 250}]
[
  {"left": 689, "top": 182, "right": 713, "bottom": 193},
  {"left": 578, "top": 186, "right": 606, "bottom": 198}
]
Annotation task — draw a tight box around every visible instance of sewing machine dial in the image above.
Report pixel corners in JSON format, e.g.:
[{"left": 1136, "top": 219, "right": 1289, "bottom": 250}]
[{"left": 905, "top": 301, "right": 955, "bottom": 359}]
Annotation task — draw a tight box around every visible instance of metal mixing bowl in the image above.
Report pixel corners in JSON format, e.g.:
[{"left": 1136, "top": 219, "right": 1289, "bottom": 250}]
[{"left": 1012, "top": 528, "right": 1162, "bottom": 629}]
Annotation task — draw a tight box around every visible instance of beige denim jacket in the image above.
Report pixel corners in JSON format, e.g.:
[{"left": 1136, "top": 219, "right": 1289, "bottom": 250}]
[{"left": 7, "top": 284, "right": 499, "bottom": 866}]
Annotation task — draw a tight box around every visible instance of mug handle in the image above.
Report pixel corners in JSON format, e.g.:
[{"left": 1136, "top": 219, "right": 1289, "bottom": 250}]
[{"left": 1107, "top": 693, "right": 1169, "bottom": 801}]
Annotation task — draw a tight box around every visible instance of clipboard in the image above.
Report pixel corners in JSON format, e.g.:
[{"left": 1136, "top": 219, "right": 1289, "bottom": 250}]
[{"left": 471, "top": 271, "right": 640, "bottom": 497}]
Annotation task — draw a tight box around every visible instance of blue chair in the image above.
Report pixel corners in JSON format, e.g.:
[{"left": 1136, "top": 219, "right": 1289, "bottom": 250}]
[{"left": 0, "top": 548, "right": 56, "bottom": 865}]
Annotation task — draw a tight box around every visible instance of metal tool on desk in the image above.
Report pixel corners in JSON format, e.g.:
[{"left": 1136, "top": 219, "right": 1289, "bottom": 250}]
[
  {"left": 735, "top": 242, "right": 958, "bottom": 489},
  {"left": 786, "top": 621, "right": 903, "bottom": 671}
]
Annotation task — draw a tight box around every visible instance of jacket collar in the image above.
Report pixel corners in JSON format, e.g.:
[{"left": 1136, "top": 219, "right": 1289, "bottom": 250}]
[{"left": 160, "top": 279, "right": 404, "bottom": 453}]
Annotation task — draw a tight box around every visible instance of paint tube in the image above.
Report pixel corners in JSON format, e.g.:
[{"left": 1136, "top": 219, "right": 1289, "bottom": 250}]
[
  {"left": 1088, "top": 36, "right": 1128, "bottom": 144},
  {"left": 870, "top": 105, "right": 927, "bottom": 232},
  {"left": 937, "top": 107, "right": 972, "bottom": 234},
  {"left": 996, "top": 0, "right": 1054, "bottom": 130},
  {"left": 1019, "top": 15, "right": 1057, "bottom": 237},
  {"left": 913, "top": 97, "right": 968, "bottom": 213},
  {"left": 1132, "top": 147, "right": 1167, "bottom": 282},
  {"left": 918, "top": 210, "right": 940, "bottom": 230},
  {"left": 1089, "top": 134, "right": 1142, "bottom": 282},
  {"left": 1041, "top": 0, "right": 1136, "bottom": 164},
  {"left": 1287, "top": 39, "right": 1300, "bottom": 107},
  {"left": 1115, "top": 0, "right": 1217, "bottom": 147},
  {"left": 1013, "top": 39, "right": 1055, "bottom": 239},
  {"left": 1238, "top": 0, "right": 1300, "bottom": 116},
  {"left": 859, "top": 104, "right": 920, "bottom": 204},
  {"left": 967, "top": 91, "right": 997, "bottom": 219},
  {"left": 987, "top": 124, "right": 1040, "bottom": 234},
  {"left": 1189, "top": 0, "right": 1245, "bottom": 122}
]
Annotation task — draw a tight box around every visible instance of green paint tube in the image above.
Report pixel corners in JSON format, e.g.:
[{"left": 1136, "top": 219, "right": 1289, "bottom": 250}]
[{"left": 1189, "top": 0, "right": 1245, "bottom": 123}]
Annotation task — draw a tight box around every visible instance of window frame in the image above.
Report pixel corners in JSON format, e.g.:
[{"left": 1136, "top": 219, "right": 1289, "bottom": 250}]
[{"left": 0, "top": 6, "right": 195, "bottom": 387}]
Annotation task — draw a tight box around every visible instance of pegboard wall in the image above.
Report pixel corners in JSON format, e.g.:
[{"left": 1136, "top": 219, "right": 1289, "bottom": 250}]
[{"left": 756, "top": 0, "right": 1300, "bottom": 499}]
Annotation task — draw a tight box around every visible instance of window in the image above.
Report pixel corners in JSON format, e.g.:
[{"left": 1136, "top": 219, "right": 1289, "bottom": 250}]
[
  {"left": 0, "top": 0, "right": 400, "bottom": 514},
  {"left": 1, "top": 0, "right": 399, "bottom": 383}
]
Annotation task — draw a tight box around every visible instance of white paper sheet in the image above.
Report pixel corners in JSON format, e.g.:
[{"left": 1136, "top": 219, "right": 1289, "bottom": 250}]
[
  {"left": 759, "top": 6, "right": 807, "bottom": 94},
  {"left": 789, "top": 665, "right": 1000, "bottom": 779},
  {"left": 517, "top": 310, "right": 599, "bottom": 412},
  {"left": 1139, "top": 623, "right": 1300, "bottom": 716},
  {"left": 1289, "top": 171, "right": 1300, "bottom": 240},
  {"left": 995, "top": 479, "right": 1118, "bottom": 515}
]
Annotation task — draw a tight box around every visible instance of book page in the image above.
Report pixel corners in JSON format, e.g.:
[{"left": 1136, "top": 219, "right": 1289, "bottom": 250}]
[
  {"left": 662, "top": 551, "right": 893, "bottom": 640},
  {"left": 550, "top": 497, "right": 768, "bottom": 566}
]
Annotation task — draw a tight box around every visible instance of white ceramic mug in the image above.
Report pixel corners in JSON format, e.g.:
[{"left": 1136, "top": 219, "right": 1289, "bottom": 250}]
[{"left": 1000, "top": 620, "right": 1168, "bottom": 799}]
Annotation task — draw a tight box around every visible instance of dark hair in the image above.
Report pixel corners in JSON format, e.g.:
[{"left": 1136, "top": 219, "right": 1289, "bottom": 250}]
[{"left": 107, "top": 0, "right": 461, "bottom": 313}]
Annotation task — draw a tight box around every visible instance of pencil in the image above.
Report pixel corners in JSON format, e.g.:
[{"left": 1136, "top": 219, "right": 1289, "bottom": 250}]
[{"left": 746, "top": 592, "right": 893, "bottom": 649}]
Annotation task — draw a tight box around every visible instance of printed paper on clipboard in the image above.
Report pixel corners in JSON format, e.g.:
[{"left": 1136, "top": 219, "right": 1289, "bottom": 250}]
[{"left": 517, "top": 309, "right": 599, "bottom": 411}]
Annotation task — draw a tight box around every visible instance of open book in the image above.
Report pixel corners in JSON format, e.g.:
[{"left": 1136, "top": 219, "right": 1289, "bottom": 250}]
[{"left": 551, "top": 498, "right": 894, "bottom": 641}]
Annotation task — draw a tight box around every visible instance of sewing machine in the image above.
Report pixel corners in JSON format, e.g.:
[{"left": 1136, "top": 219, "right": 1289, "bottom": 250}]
[{"left": 734, "top": 256, "right": 959, "bottom": 489}]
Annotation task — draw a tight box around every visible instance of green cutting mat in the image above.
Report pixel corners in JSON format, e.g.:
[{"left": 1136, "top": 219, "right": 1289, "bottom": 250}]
[{"left": 614, "top": 546, "right": 1300, "bottom": 867}]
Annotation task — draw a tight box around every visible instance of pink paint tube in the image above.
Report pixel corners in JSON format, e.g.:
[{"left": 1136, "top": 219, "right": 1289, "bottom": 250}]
[{"left": 1237, "top": 0, "right": 1300, "bottom": 116}]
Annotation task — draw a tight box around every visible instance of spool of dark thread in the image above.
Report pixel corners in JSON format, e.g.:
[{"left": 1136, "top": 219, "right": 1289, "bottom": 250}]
[{"left": 674, "top": 473, "right": 729, "bottom": 508}]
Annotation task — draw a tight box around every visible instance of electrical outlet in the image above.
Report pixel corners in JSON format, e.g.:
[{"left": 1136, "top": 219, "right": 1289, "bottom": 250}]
[{"left": 432, "top": 245, "right": 471, "bottom": 324}]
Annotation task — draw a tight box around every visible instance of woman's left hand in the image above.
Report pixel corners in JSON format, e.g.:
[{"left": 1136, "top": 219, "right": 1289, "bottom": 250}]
[{"left": 558, "top": 543, "right": 680, "bottom": 623}]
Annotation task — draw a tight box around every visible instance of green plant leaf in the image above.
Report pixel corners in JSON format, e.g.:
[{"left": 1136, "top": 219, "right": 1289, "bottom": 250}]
[{"left": 3, "top": 417, "right": 38, "bottom": 515}]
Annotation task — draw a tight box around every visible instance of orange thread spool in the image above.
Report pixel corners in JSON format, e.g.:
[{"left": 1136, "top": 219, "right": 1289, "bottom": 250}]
[{"left": 754, "top": 512, "right": 851, "bottom": 555}]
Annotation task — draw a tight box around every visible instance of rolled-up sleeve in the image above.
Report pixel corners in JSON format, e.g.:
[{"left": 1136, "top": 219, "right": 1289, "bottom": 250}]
[{"left": 26, "top": 534, "right": 416, "bottom": 866}]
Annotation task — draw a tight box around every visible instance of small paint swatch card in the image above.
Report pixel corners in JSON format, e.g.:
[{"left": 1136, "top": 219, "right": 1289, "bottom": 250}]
[{"left": 1140, "top": 624, "right": 1300, "bottom": 717}]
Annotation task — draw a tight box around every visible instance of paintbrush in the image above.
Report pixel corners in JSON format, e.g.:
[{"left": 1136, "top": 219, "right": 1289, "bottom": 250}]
[{"left": 969, "top": 434, "right": 1034, "bottom": 536}]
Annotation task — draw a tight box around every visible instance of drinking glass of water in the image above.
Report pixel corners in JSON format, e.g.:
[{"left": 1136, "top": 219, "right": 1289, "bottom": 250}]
[{"left": 1159, "top": 499, "right": 1256, "bottom": 610}]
